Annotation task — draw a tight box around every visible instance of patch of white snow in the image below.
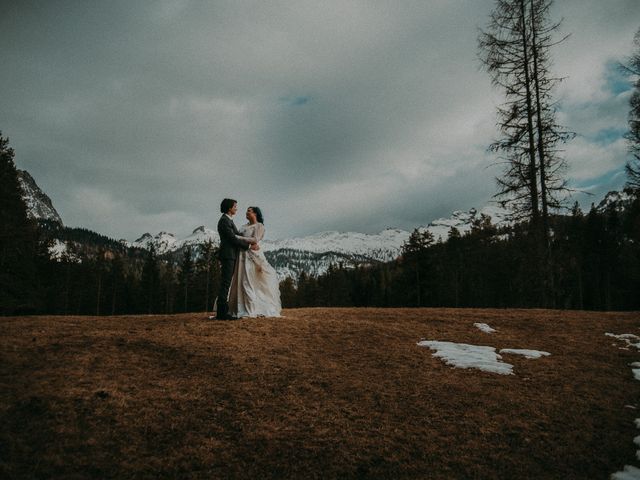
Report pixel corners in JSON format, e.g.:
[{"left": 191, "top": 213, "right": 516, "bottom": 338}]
[
  {"left": 49, "top": 239, "right": 67, "bottom": 260},
  {"left": 500, "top": 349, "right": 551, "bottom": 359},
  {"left": 612, "top": 465, "right": 640, "bottom": 480},
  {"left": 417, "top": 341, "right": 513, "bottom": 375},
  {"left": 474, "top": 323, "right": 496, "bottom": 334},
  {"left": 609, "top": 334, "right": 640, "bottom": 479},
  {"left": 606, "top": 333, "right": 640, "bottom": 350}
]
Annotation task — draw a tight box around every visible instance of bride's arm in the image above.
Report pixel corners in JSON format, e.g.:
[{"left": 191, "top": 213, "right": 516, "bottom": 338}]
[
  {"left": 255, "top": 224, "right": 265, "bottom": 242},
  {"left": 236, "top": 225, "right": 262, "bottom": 250},
  {"left": 247, "top": 224, "right": 265, "bottom": 252}
]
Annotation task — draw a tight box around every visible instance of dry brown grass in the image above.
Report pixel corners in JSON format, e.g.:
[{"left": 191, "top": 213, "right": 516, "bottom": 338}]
[{"left": 1, "top": 308, "right": 639, "bottom": 479}]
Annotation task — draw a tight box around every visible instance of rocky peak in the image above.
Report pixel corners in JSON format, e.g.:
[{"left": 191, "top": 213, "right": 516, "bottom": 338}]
[
  {"left": 134, "top": 233, "right": 153, "bottom": 243},
  {"left": 596, "top": 190, "right": 633, "bottom": 212},
  {"left": 17, "top": 169, "right": 63, "bottom": 225}
]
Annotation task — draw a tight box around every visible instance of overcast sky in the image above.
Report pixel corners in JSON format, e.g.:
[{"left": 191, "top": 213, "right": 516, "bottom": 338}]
[{"left": 1, "top": 1, "right": 638, "bottom": 240}]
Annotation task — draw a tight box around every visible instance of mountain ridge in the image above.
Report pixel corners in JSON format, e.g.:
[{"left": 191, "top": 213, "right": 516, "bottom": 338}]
[
  {"left": 128, "top": 205, "right": 513, "bottom": 279},
  {"left": 17, "top": 168, "right": 634, "bottom": 280}
]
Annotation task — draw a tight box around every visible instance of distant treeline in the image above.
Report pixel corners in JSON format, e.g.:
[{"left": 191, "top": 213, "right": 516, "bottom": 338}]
[
  {"left": 7, "top": 197, "right": 640, "bottom": 315},
  {"left": 2, "top": 132, "right": 640, "bottom": 314},
  {"left": 283, "top": 200, "right": 640, "bottom": 311}
]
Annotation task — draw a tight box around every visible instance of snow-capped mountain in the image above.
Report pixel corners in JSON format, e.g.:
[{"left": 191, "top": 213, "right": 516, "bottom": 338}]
[
  {"left": 17, "top": 166, "right": 512, "bottom": 279},
  {"left": 181, "top": 226, "right": 219, "bottom": 249},
  {"left": 261, "top": 228, "right": 409, "bottom": 262},
  {"left": 596, "top": 190, "right": 634, "bottom": 213},
  {"left": 130, "top": 205, "right": 511, "bottom": 279},
  {"left": 131, "top": 231, "right": 179, "bottom": 255},
  {"left": 17, "top": 170, "right": 63, "bottom": 225},
  {"left": 131, "top": 226, "right": 219, "bottom": 255},
  {"left": 265, "top": 248, "right": 375, "bottom": 279},
  {"left": 418, "top": 205, "right": 511, "bottom": 241},
  {"left": 20, "top": 167, "right": 632, "bottom": 281}
]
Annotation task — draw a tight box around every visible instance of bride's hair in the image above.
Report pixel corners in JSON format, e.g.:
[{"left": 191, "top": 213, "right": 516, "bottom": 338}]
[{"left": 250, "top": 206, "right": 264, "bottom": 224}]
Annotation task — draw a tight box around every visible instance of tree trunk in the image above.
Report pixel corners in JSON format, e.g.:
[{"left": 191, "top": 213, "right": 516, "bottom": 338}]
[
  {"left": 96, "top": 274, "right": 102, "bottom": 316},
  {"left": 519, "top": 0, "right": 540, "bottom": 226},
  {"left": 415, "top": 266, "right": 421, "bottom": 307},
  {"left": 529, "top": 0, "right": 549, "bottom": 244}
]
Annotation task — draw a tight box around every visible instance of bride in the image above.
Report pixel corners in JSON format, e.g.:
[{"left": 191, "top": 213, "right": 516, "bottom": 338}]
[{"left": 228, "top": 206, "right": 282, "bottom": 318}]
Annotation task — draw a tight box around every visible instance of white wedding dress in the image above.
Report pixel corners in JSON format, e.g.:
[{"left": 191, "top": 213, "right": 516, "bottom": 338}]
[{"left": 228, "top": 223, "right": 282, "bottom": 318}]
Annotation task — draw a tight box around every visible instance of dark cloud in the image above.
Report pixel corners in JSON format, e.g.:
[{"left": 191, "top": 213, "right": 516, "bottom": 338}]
[{"left": 1, "top": 0, "right": 638, "bottom": 240}]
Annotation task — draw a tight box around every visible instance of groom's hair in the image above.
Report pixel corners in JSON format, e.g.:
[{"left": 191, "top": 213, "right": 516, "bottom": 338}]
[{"left": 220, "top": 198, "right": 237, "bottom": 214}]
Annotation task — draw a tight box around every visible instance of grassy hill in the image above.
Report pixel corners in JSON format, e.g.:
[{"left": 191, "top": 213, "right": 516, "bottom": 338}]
[{"left": 1, "top": 308, "right": 639, "bottom": 479}]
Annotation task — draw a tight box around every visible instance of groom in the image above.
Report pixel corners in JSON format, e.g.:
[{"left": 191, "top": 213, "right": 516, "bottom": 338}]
[{"left": 216, "top": 198, "right": 256, "bottom": 320}]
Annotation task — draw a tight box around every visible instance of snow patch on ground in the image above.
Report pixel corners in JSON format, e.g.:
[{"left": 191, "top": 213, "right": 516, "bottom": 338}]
[
  {"left": 606, "top": 333, "right": 640, "bottom": 350},
  {"left": 500, "top": 349, "right": 551, "bottom": 359},
  {"left": 417, "top": 341, "right": 513, "bottom": 375},
  {"left": 474, "top": 323, "right": 496, "bottom": 333},
  {"left": 610, "top": 333, "right": 640, "bottom": 479},
  {"left": 612, "top": 465, "right": 640, "bottom": 480}
]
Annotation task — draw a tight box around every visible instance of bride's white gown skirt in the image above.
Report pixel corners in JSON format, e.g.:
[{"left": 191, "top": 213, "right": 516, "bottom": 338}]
[{"left": 229, "top": 249, "right": 282, "bottom": 318}]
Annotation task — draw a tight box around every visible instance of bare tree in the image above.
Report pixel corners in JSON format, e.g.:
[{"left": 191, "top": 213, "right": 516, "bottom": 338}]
[
  {"left": 623, "top": 28, "right": 640, "bottom": 192},
  {"left": 479, "top": 0, "right": 573, "bottom": 240}
]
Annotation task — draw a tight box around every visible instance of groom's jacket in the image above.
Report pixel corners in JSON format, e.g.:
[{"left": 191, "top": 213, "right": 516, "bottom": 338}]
[{"left": 217, "top": 214, "right": 250, "bottom": 260}]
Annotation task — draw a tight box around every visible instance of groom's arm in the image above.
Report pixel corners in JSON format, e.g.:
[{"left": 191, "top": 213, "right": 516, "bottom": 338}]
[{"left": 219, "top": 219, "right": 253, "bottom": 250}]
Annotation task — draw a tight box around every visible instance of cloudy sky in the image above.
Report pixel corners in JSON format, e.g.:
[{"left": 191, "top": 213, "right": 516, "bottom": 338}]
[{"left": 1, "top": 1, "right": 638, "bottom": 240}]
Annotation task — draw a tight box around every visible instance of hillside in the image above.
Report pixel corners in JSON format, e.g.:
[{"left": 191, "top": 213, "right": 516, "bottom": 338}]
[{"left": 1, "top": 308, "right": 639, "bottom": 479}]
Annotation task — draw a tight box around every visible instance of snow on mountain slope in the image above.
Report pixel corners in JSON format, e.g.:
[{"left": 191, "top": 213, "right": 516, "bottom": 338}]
[
  {"left": 419, "top": 205, "right": 511, "bottom": 241},
  {"left": 596, "top": 190, "right": 634, "bottom": 213},
  {"left": 179, "top": 226, "right": 220, "bottom": 249},
  {"left": 261, "top": 228, "right": 409, "bottom": 262},
  {"left": 17, "top": 170, "right": 63, "bottom": 225},
  {"left": 130, "top": 226, "right": 220, "bottom": 255},
  {"left": 131, "top": 232, "right": 179, "bottom": 255},
  {"left": 134, "top": 206, "right": 510, "bottom": 258},
  {"left": 129, "top": 205, "right": 511, "bottom": 279}
]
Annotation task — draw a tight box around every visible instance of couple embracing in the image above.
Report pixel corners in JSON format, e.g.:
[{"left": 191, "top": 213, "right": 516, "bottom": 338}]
[{"left": 214, "top": 198, "right": 282, "bottom": 320}]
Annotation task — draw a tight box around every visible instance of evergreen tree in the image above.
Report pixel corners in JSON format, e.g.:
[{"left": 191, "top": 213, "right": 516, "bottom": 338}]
[
  {"left": 108, "top": 254, "right": 126, "bottom": 315},
  {"left": 401, "top": 229, "right": 434, "bottom": 306},
  {"left": 158, "top": 260, "right": 177, "bottom": 314},
  {"left": 479, "top": 0, "right": 573, "bottom": 305},
  {"left": 479, "top": 0, "right": 573, "bottom": 230},
  {"left": 140, "top": 245, "right": 160, "bottom": 314},
  {"left": 0, "top": 133, "right": 39, "bottom": 314},
  {"left": 179, "top": 247, "right": 194, "bottom": 312},
  {"left": 279, "top": 277, "right": 297, "bottom": 307},
  {"left": 194, "top": 241, "right": 218, "bottom": 313}
]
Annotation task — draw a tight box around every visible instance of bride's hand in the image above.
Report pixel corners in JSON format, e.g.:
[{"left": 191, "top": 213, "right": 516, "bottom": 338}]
[{"left": 250, "top": 244, "right": 260, "bottom": 251}]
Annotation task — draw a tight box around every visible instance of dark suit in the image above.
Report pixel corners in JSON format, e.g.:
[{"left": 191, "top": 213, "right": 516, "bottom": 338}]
[{"left": 216, "top": 214, "right": 250, "bottom": 318}]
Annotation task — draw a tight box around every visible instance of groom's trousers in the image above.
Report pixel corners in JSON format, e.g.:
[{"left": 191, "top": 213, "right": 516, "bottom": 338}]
[{"left": 216, "top": 257, "right": 236, "bottom": 317}]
